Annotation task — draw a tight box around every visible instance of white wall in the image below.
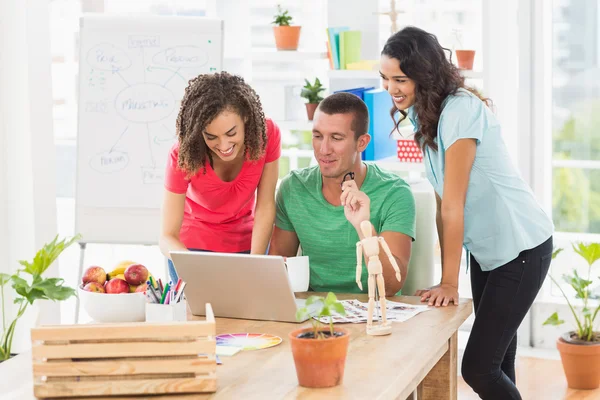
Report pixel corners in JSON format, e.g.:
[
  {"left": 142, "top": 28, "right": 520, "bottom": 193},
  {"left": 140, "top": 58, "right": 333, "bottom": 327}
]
[
  {"left": 482, "top": 0, "right": 521, "bottom": 165},
  {"left": 0, "top": 0, "right": 59, "bottom": 352}
]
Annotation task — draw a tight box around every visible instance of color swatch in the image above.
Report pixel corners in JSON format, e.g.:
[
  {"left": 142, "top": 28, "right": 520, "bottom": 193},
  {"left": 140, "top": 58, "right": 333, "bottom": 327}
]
[{"left": 215, "top": 333, "right": 282, "bottom": 351}]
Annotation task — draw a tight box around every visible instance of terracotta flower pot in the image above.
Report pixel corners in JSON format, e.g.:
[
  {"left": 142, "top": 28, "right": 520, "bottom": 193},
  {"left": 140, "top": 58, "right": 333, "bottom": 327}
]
[
  {"left": 557, "top": 332, "right": 600, "bottom": 390},
  {"left": 289, "top": 327, "right": 350, "bottom": 388},
  {"left": 455, "top": 49, "right": 476, "bottom": 70},
  {"left": 273, "top": 26, "right": 301, "bottom": 51},
  {"left": 305, "top": 103, "right": 318, "bottom": 121}
]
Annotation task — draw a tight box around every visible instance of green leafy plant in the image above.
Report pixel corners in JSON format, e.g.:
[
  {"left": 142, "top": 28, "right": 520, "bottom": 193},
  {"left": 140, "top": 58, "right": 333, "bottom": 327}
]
[
  {"left": 300, "top": 78, "right": 325, "bottom": 104},
  {"left": 543, "top": 243, "right": 600, "bottom": 342},
  {"left": 0, "top": 234, "right": 80, "bottom": 360},
  {"left": 296, "top": 292, "right": 346, "bottom": 339},
  {"left": 272, "top": 4, "right": 293, "bottom": 26}
]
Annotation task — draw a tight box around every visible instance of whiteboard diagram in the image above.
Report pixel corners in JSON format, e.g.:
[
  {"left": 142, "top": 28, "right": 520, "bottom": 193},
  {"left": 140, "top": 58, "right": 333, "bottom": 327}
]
[{"left": 76, "top": 18, "right": 223, "bottom": 210}]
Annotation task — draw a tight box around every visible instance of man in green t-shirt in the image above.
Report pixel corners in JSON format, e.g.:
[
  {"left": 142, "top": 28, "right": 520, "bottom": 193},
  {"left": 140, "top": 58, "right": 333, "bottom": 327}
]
[{"left": 269, "top": 92, "right": 416, "bottom": 295}]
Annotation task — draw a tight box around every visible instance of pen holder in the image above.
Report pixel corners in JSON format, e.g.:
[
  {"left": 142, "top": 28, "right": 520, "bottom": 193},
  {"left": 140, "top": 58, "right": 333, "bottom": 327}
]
[{"left": 146, "top": 300, "right": 187, "bottom": 322}]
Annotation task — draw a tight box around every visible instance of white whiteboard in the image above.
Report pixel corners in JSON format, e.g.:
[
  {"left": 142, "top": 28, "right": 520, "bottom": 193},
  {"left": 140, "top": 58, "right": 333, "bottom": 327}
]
[{"left": 75, "top": 15, "right": 223, "bottom": 244}]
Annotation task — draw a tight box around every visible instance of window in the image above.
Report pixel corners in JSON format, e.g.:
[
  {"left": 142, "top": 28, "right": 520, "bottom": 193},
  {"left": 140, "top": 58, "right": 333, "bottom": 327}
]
[
  {"left": 534, "top": 0, "right": 600, "bottom": 302},
  {"left": 551, "top": 0, "right": 600, "bottom": 235}
]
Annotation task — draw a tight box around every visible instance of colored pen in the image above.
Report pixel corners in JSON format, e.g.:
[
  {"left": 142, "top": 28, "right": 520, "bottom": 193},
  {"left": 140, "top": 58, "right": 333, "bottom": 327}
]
[
  {"left": 146, "top": 280, "right": 160, "bottom": 303},
  {"left": 174, "top": 282, "right": 186, "bottom": 303},
  {"left": 160, "top": 283, "right": 170, "bottom": 304}
]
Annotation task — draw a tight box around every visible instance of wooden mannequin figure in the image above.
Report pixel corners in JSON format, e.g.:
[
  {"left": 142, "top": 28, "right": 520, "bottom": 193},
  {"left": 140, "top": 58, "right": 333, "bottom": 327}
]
[{"left": 356, "top": 220, "right": 402, "bottom": 336}]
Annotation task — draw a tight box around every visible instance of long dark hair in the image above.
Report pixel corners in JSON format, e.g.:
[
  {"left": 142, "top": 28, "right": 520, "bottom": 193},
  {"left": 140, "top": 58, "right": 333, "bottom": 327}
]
[
  {"left": 382, "top": 26, "right": 491, "bottom": 151},
  {"left": 175, "top": 72, "right": 267, "bottom": 176}
]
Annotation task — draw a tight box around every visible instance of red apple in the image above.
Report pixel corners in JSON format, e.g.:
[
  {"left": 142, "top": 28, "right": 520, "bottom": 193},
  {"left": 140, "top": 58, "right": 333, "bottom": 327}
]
[
  {"left": 135, "top": 283, "right": 147, "bottom": 293},
  {"left": 83, "top": 281, "right": 105, "bottom": 293},
  {"left": 82, "top": 266, "right": 107, "bottom": 285},
  {"left": 105, "top": 278, "right": 130, "bottom": 294},
  {"left": 124, "top": 264, "right": 149, "bottom": 286}
]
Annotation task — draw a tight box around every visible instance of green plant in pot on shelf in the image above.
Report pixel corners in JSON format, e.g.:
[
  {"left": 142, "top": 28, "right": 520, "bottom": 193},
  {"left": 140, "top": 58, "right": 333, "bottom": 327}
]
[
  {"left": 271, "top": 4, "right": 301, "bottom": 51},
  {"left": 300, "top": 78, "right": 325, "bottom": 121},
  {"left": 543, "top": 243, "right": 600, "bottom": 389},
  {"left": 0, "top": 234, "right": 80, "bottom": 361},
  {"left": 289, "top": 292, "right": 350, "bottom": 388}
]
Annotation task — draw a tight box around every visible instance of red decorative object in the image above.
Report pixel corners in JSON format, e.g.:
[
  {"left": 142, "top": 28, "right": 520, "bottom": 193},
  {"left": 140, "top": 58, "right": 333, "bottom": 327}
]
[{"left": 397, "top": 139, "right": 423, "bottom": 163}]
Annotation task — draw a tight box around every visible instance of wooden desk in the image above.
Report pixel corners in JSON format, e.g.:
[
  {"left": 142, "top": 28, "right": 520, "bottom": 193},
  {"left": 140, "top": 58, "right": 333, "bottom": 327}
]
[{"left": 0, "top": 294, "right": 471, "bottom": 400}]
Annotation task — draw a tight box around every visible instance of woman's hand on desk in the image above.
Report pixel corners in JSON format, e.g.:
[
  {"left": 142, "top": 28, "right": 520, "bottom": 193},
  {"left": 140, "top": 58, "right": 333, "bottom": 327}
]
[{"left": 415, "top": 283, "right": 459, "bottom": 307}]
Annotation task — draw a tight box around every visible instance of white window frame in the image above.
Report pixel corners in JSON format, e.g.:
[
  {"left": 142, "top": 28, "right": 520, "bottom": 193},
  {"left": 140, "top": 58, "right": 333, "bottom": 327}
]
[
  {"left": 529, "top": 0, "right": 553, "bottom": 215},
  {"left": 528, "top": 0, "right": 600, "bottom": 303}
]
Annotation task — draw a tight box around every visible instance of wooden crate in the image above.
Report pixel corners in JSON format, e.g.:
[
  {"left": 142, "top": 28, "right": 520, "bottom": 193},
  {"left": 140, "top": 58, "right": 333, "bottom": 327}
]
[{"left": 31, "top": 304, "right": 216, "bottom": 399}]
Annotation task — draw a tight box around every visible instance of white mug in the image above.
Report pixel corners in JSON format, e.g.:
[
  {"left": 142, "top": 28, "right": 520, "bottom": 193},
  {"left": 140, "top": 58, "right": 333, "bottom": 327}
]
[{"left": 285, "top": 256, "right": 310, "bottom": 292}]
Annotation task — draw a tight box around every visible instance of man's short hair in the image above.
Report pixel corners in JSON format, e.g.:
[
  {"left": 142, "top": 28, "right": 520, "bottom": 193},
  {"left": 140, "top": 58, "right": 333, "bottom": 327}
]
[{"left": 317, "top": 92, "right": 369, "bottom": 140}]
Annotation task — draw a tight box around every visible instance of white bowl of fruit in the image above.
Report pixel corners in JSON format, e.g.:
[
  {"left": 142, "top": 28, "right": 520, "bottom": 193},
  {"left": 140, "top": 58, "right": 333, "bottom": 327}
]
[{"left": 79, "top": 261, "right": 152, "bottom": 323}]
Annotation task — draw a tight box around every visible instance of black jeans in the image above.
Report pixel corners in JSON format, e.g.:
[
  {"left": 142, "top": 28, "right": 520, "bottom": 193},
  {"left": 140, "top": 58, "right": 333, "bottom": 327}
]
[{"left": 461, "top": 236, "right": 553, "bottom": 399}]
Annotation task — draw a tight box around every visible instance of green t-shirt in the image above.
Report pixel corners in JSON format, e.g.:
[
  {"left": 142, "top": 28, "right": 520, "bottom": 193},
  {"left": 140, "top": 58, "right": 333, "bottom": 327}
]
[{"left": 275, "top": 163, "right": 416, "bottom": 294}]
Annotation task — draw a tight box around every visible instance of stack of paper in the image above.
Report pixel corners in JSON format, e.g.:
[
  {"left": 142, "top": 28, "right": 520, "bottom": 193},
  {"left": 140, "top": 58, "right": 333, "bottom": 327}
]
[{"left": 316, "top": 299, "right": 431, "bottom": 324}]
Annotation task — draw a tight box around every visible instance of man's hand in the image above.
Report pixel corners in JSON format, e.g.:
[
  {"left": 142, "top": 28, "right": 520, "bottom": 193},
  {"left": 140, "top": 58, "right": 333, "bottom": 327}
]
[
  {"left": 341, "top": 180, "right": 370, "bottom": 228},
  {"left": 415, "top": 283, "right": 459, "bottom": 307}
]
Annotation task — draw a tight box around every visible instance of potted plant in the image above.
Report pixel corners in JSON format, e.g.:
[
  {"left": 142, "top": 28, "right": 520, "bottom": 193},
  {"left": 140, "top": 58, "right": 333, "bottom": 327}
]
[
  {"left": 300, "top": 78, "right": 325, "bottom": 121},
  {"left": 289, "top": 292, "right": 349, "bottom": 388},
  {"left": 271, "top": 4, "right": 301, "bottom": 51},
  {"left": 0, "top": 234, "right": 80, "bottom": 361},
  {"left": 543, "top": 242, "right": 600, "bottom": 389},
  {"left": 451, "top": 29, "right": 475, "bottom": 70}
]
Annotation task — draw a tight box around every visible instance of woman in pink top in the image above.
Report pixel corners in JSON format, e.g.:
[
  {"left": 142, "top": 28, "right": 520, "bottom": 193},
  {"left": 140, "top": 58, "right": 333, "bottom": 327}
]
[{"left": 160, "top": 72, "right": 281, "bottom": 281}]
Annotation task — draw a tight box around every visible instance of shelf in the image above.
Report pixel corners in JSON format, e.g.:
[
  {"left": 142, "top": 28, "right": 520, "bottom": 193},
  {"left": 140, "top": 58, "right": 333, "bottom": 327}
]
[
  {"left": 250, "top": 47, "right": 328, "bottom": 62},
  {"left": 327, "top": 69, "right": 483, "bottom": 80},
  {"left": 460, "top": 69, "right": 483, "bottom": 79},
  {"left": 251, "top": 71, "right": 305, "bottom": 83},
  {"left": 374, "top": 156, "right": 425, "bottom": 173},
  {"left": 274, "top": 119, "right": 314, "bottom": 132},
  {"left": 328, "top": 70, "right": 380, "bottom": 80}
]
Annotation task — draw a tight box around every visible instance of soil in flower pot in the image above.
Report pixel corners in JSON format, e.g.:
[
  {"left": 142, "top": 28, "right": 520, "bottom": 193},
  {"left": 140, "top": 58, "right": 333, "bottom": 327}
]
[
  {"left": 557, "top": 332, "right": 600, "bottom": 390},
  {"left": 289, "top": 327, "right": 350, "bottom": 388},
  {"left": 0, "top": 353, "right": 19, "bottom": 364},
  {"left": 297, "top": 331, "right": 344, "bottom": 339}
]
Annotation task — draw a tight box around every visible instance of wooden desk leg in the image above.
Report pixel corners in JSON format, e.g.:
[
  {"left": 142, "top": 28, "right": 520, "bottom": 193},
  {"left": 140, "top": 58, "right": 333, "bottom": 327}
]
[{"left": 420, "top": 332, "right": 457, "bottom": 400}]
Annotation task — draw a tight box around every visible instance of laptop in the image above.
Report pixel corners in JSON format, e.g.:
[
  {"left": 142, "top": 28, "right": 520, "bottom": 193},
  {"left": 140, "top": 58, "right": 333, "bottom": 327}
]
[{"left": 169, "top": 251, "right": 308, "bottom": 323}]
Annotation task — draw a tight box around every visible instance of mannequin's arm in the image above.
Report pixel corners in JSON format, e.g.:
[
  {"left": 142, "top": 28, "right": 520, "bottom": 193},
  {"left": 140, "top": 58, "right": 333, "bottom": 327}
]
[
  {"left": 355, "top": 242, "right": 363, "bottom": 291},
  {"left": 379, "top": 237, "right": 402, "bottom": 283}
]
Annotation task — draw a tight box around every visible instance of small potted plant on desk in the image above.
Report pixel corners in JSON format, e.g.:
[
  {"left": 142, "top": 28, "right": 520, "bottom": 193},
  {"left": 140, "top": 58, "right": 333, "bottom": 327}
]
[
  {"left": 272, "top": 4, "right": 301, "bottom": 51},
  {"left": 543, "top": 242, "right": 600, "bottom": 389},
  {"left": 289, "top": 292, "right": 349, "bottom": 388},
  {"left": 0, "top": 234, "right": 79, "bottom": 361},
  {"left": 300, "top": 78, "right": 325, "bottom": 121}
]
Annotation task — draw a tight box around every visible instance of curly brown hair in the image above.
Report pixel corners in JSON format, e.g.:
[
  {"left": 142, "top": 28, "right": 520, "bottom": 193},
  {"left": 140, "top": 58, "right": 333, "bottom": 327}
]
[
  {"left": 382, "top": 26, "right": 491, "bottom": 152},
  {"left": 175, "top": 71, "right": 267, "bottom": 176}
]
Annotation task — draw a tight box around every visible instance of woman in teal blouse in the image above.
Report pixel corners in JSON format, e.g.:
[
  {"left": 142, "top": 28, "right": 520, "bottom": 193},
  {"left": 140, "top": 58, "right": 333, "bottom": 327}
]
[{"left": 379, "top": 27, "right": 554, "bottom": 399}]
